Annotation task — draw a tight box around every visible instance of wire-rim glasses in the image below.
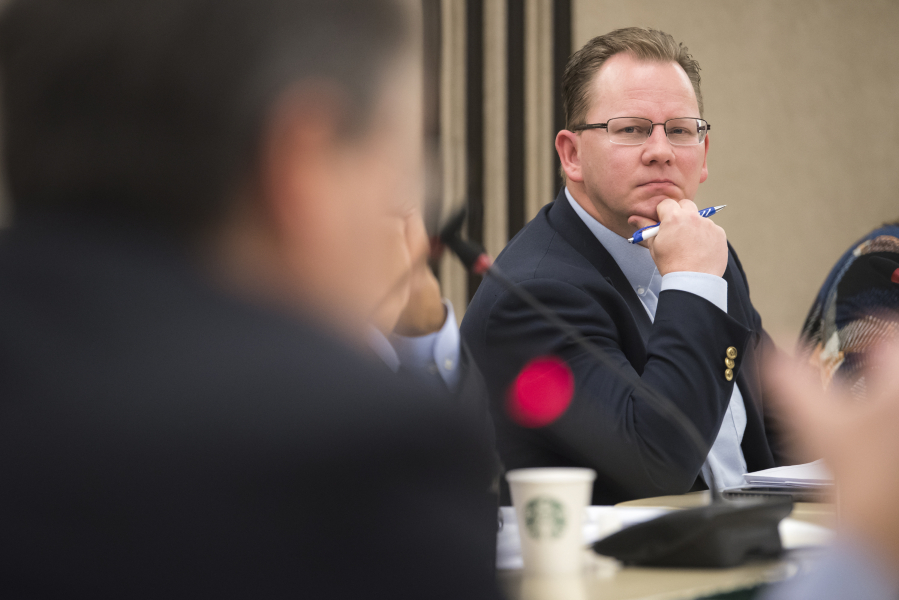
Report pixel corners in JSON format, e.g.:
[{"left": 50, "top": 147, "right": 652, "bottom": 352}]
[{"left": 570, "top": 117, "right": 711, "bottom": 146}]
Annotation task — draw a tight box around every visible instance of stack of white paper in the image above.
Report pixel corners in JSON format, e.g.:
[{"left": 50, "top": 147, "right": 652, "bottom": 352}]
[{"left": 743, "top": 459, "right": 833, "bottom": 489}]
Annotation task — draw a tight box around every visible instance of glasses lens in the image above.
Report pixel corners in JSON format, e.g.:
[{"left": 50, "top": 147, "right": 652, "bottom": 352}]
[
  {"left": 666, "top": 119, "right": 707, "bottom": 146},
  {"left": 606, "top": 118, "right": 652, "bottom": 145}
]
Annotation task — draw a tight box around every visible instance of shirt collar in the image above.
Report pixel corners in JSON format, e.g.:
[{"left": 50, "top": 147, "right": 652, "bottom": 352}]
[
  {"left": 564, "top": 187, "right": 658, "bottom": 294},
  {"left": 367, "top": 327, "right": 400, "bottom": 373}
]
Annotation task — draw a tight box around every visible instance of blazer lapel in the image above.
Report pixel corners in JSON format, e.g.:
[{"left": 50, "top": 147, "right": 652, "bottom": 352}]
[{"left": 545, "top": 189, "right": 653, "bottom": 342}]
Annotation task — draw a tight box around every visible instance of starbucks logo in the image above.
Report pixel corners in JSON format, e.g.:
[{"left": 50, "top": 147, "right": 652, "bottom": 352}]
[{"left": 523, "top": 496, "right": 566, "bottom": 539}]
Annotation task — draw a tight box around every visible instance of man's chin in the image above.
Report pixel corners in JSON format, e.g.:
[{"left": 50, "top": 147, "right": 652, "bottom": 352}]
[
  {"left": 627, "top": 200, "right": 665, "bottom": 223},
  {"left": 632, "top": 190, "right": 689, "bottom": 215}
]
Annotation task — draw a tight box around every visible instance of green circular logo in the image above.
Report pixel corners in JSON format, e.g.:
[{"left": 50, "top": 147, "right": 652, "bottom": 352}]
[{"left": 523, "top": 496, "right": 566, "bottom": 539}]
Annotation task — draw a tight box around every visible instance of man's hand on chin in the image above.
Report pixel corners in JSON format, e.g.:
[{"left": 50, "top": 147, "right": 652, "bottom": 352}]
[
  {"left": 391, "top": 211, "right": 448, "bottom": 338},
  {"left": 627, "top": 198, "right": 728, "bottom": 277}
]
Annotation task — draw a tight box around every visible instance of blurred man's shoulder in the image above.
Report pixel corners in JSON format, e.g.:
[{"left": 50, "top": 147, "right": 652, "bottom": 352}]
[{"left": 0, "top": 215, "right": 455, "bottom": 432}]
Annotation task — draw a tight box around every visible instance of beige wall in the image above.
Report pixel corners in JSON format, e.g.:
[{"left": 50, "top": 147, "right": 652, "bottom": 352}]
[{"left": 572, "top": 0, "right": 899, "bottom": 348}]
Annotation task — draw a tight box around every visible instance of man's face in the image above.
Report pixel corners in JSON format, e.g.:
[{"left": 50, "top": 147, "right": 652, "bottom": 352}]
[
  {"left": 567, "top": 53, "right": 709, "bottom": 237},
  {"left": 278, "top": 55, "right": 425, "bottom": 338}
]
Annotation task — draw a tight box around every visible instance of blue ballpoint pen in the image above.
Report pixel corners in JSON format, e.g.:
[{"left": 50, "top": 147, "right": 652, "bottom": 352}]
[{"left": 627, "top": 205, "right": 727, "bottom": 244}]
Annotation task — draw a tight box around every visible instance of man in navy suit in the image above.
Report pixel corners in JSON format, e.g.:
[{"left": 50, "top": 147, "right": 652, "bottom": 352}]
[
  {"left": 0, "top": 0, "right": 501, "bottom": 597},
  {"left": 462, "top": 27, "right": 790, "bottom": 505}
]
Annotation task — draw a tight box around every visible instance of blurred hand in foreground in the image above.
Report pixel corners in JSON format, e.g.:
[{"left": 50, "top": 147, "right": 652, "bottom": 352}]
[
  {"left": 371, "top": 207, "right": 446, "bottom": 337},
  {"left": 392, "top": 211, "right": 446, "bottom": 337},
  {"left": 766, "top": 341, "right": 899, "bottom": 568}
]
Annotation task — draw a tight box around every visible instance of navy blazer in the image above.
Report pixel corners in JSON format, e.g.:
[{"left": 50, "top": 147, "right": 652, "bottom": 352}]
[
  {"left": 461, "top": 190, "right": 789, "bottom": 505},
  {"left": 0, "top": 213, "right": 502, "bottom": 599}
]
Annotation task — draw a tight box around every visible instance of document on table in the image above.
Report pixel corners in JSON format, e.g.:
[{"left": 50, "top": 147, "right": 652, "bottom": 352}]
[{"left": 743, "top": 459, "right": 833, "bottom": 489}]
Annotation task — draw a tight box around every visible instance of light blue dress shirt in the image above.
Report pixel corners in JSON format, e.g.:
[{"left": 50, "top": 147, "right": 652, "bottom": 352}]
[
  {"left": 391, "top": 301, "right": 461, "bottom": 390},
  {"left": 368, "top": 301, "right": 461, "bottom": 391},
  {"left": 565, "top": 188, "right": 748, "bottom": 490}
]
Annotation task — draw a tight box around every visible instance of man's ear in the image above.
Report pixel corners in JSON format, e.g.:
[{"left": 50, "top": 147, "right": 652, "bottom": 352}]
[
  {"left": 699, "top": 133, "right": 710, "bottom": 184},
  {"left": 257, "top": 84, "right": 348, "bottom": 239},
  {"left": 555, "top": 129, "right": 584, "bottom": 182}
]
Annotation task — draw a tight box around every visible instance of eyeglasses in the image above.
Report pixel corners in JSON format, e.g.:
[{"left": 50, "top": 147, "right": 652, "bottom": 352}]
[{"left": 569, "top": 117, "right": 711, "bottom": 146}]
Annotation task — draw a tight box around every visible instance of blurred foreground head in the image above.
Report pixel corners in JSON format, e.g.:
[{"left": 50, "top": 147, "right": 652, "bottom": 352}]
[{"left": 0, "top": 0, "right": 423, "bottom": 338}]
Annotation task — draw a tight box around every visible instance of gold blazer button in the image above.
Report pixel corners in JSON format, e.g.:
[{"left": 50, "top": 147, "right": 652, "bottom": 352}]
[
  {"left": 725, "top": 358, "right": 735, "bottom": 369},
  {"left": 726, "top": 346, "right": 738, "bottom": 360},
  {"left": 725, "top": 368, "right": 734, "bottom": 382}
]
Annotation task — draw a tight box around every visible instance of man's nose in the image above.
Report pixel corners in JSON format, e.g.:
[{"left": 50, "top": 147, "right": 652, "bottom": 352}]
[{"left": 641, "top": 125, "right": 675, "bottom": 165}]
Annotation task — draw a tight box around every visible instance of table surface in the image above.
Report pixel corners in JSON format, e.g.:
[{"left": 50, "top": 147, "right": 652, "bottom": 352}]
[
  {"left": 498, "top": 491, "right": 836, "bottom": 600},
  {"left": 618, "top": 491, "right": 836, "bottom": 529}
]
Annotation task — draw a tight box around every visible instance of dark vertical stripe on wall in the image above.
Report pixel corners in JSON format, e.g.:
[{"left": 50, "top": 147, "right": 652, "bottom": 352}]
[
  {"left": 465, "top": 0, "right": 485, "bottom": 300},
  {"left": 422, "top": 0, "right": 443, "bottom": 278},
  {"left": 506, "top": 0, "right": 526, "bottom": 238},
  {"left": 552, "top": 0, "right": 571, "bottom": 196}
]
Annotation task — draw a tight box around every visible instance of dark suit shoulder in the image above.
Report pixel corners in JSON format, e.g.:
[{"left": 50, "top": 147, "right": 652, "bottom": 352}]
[
  {"left": 491, "top": 203, "right": 560, "bottom": 280},
  {"left": 466, "top": 204, "right": 612, "bottom": 316}
]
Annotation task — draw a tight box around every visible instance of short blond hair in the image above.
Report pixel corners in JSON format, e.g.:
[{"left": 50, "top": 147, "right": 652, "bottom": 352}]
[{"left": 562, "top": 27, "right": 704, "bottom": 131}]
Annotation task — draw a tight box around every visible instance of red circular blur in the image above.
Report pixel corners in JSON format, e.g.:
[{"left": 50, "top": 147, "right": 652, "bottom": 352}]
[
  {"left": 891, "top": 267, "right": 899, "bottom": 284},
  {"left": 506, "top": 356, "right": 574, "bottom": 428}
]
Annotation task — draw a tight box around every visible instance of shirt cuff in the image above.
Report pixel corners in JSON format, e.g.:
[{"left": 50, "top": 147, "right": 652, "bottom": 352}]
[
  {"left": 390, "top": 301, "right": 461, "bottom": 390},
  {"left": 660, "top": 271, "right": 728, "bottom": 314}
]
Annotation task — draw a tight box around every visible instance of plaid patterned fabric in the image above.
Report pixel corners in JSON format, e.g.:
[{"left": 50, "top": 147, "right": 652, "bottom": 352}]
[{"left": 799, "top": 224, "right": 899, "bottom": 395}]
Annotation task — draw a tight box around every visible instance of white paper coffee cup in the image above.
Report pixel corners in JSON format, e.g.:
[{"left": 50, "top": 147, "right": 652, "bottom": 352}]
[
  {"left": 520, "top": 574, "right": 589, "bottom": 600},
  {"left": 506, "top": 467, "right": 596, "bottom": 576}
]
